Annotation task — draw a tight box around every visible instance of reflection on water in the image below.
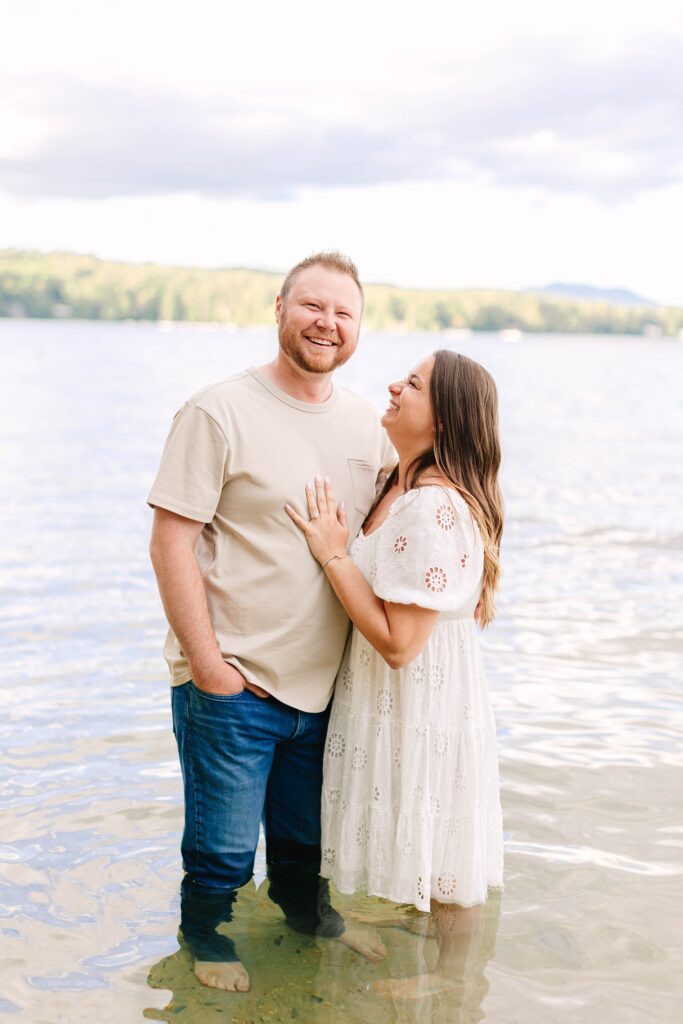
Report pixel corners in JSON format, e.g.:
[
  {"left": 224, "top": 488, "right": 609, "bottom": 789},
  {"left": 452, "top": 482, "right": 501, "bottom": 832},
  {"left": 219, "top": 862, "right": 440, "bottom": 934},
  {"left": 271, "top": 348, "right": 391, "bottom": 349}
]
[
  {"left": 1, "top": 321, "right": 682, "bottom": 1022},
  {"left": 146, "top": 885, "right": 501, "bottom": 1023}
]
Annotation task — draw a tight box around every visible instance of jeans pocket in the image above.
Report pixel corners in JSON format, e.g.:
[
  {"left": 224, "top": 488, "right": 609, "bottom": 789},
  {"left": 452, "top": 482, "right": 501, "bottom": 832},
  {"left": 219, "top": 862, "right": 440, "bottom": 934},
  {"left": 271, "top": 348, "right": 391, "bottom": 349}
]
[{"left": 189, "top": 680, "right": 248, "bottom": 702}]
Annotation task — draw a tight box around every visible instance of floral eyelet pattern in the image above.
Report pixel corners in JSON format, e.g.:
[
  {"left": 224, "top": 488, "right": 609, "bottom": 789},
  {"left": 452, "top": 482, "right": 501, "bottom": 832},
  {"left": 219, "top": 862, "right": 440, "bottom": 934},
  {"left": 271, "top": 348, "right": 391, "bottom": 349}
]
[
  {"left": 435, "top": 730, "right": 449, "bottom": 756},
  {"left": 377, "top": 689, "right": 394, "bottom": 716},
  {"left": 425, "top": 566, "right": 447, "bottom": 592},
  {"left": 359, "top": 646, "right": 371, "bottom": 669},
  {"left": 356, "top": 822, "right": 369, "bottom": 846},
  {"left": 351, "top": 745, "right": 368, "bottom": 771},
  {"left": 460, "top": 552, "right": 469, "bottom": 569},
  {"left": 327, "top": 787, "right": 340, "bottom": 804},
  {"left": 430, "top": 665, "right": 445, "bottom": 690},
  {"left": 436, "top": 874, "right": 457, "bottom": 898},
  {"left": 394, "top": 535, "right": 408, "bottom": 553},
  {"left": 435, "top": 504, "right": 456, "bottom": 530},
  {"left": 411, "top": 664, "right": 426, "bottom": 685},
  {"left": 341, "top": 665, "right": 353, "bottom": 692},
  {"left": 327, "top": 733, "right": 346, "bottom": 758},
  {"left": 323, "top": 847, "right": 335, "bottom": 864}
]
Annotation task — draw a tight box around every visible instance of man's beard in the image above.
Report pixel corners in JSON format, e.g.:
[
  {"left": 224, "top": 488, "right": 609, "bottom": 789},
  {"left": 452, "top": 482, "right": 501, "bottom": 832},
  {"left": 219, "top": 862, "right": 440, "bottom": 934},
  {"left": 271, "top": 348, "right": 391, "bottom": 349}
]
[{"left": 278, "top": 318, "right": 350, "bottom": 374}]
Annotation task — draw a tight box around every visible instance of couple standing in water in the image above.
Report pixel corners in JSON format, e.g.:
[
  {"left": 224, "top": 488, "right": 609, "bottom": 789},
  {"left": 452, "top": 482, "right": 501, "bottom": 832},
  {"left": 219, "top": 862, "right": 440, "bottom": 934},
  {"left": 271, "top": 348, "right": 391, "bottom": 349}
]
[{"left": 148, "top": 251, "right": 504, "bottom": 998}]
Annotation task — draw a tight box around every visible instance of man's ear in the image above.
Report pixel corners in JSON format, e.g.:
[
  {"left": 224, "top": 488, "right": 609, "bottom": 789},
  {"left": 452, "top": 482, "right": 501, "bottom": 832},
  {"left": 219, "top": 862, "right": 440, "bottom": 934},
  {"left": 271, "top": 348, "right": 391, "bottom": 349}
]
[{"left": 275, "top": 294, "right": 283, "bottom": 322}]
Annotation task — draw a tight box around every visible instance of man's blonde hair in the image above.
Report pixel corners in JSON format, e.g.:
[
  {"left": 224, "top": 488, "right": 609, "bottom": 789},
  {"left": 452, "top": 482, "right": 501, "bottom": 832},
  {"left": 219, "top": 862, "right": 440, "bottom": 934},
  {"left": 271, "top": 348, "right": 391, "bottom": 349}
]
[{"left": 280, "top": 251, "right": 364, "bottom": 304}]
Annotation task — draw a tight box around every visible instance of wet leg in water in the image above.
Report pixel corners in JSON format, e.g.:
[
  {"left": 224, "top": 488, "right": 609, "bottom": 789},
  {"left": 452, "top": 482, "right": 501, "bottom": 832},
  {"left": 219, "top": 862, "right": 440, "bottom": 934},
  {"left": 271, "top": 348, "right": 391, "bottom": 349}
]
[{"left": 373, "top": 901, "right": 481, "bottom": 999}]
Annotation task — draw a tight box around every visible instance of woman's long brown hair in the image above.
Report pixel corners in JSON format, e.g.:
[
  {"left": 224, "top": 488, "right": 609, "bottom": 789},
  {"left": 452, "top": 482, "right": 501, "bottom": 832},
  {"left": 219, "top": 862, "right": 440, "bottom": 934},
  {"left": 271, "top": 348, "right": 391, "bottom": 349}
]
[{"left": 376, "top": 350, "right": 504, "bottom": 626}]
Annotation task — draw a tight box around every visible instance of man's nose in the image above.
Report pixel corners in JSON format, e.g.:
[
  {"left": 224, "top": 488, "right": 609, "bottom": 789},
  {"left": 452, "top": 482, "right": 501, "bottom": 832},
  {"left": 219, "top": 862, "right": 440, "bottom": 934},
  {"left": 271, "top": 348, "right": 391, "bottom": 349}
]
[{"left": 315, "top": 309, "right": 336, "bottom": 331}]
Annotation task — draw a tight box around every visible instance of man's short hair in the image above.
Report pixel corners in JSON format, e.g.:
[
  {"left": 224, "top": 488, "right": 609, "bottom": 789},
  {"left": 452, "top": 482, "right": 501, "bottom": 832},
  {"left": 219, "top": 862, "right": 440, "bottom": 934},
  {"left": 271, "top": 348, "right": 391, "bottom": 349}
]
[{"left": 280, "top": 251, "right": 364, "bottom": 305}]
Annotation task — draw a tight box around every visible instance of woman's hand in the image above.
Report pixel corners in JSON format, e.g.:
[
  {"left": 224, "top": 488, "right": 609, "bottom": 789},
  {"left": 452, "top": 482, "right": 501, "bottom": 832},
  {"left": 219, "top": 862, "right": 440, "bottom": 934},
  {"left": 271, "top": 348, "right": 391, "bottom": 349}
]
[{"left": 285, "top": 476, "right": 349, "bottom": 566}]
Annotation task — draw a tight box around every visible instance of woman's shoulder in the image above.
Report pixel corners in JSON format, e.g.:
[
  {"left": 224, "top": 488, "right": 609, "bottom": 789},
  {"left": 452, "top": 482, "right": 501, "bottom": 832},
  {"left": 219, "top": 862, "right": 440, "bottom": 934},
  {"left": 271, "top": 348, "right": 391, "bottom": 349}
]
[{"left": 405, "top": 481, "right": 471, "bottom": 516}]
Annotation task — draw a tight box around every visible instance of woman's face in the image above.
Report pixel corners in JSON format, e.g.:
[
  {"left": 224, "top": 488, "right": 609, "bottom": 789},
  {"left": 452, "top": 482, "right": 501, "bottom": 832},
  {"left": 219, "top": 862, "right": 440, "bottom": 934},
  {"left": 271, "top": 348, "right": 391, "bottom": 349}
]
[{"left": 381, "top": 354, "right": 436, "bottom": 452}]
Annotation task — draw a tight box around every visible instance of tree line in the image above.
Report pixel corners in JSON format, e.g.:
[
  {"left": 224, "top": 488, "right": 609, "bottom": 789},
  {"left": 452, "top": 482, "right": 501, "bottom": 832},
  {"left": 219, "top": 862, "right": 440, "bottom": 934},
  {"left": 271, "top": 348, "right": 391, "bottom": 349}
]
[{"left": 1, "top": 249, "right": 681, "bottom": 336}]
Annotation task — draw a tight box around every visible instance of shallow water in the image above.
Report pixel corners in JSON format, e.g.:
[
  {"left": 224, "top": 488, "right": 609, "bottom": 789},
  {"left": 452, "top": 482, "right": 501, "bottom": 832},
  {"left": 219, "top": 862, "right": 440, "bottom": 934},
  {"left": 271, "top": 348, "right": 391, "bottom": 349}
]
[{"left": 1, "top": 320, "right": 682, "bottom": 1022}]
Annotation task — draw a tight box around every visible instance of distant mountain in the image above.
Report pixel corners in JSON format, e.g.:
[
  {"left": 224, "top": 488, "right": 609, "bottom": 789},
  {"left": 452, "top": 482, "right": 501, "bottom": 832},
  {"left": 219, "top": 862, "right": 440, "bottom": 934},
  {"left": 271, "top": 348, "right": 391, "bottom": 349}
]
[{"left": 527, "top": 283, "right": 655, "bottom": 307}]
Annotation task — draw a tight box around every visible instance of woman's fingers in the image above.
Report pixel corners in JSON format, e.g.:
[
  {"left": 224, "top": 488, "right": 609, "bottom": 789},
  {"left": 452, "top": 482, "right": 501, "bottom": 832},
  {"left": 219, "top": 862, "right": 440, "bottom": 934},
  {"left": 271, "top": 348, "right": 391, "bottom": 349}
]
[
  {"left": 285, "top": 504, "right": 309, "bottom": 532},
  {"left": 337, "top": 499, "right": 347, "bottom": 529},
  {"left": 305, "top": 482, "right": 320, "bottom": 520},
  {"left": 324, "top": 477, "right": 337, "bottom": 514},
  {"left": 315, "top": 475, "right": 328, "bottom": 514}
]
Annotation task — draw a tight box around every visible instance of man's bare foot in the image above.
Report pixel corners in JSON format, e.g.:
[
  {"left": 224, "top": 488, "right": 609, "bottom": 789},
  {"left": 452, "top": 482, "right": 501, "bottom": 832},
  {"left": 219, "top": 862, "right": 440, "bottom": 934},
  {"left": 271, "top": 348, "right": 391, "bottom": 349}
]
[
  {"left": 193, "top": 959, "right": 250, "bottom": 991},
  {"left": 336, "top": 922, "right": 387, "bottom": 962},
  {"left": 373, "top": 971, "right": 460, "bottom": 999}
]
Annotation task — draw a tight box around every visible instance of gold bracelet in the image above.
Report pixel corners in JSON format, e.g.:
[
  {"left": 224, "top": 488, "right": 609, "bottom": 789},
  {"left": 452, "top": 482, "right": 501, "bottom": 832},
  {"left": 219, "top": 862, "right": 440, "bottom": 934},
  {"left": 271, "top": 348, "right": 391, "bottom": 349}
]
[{"left": 322, "top": 553, "right": 349, "bottom": 569}]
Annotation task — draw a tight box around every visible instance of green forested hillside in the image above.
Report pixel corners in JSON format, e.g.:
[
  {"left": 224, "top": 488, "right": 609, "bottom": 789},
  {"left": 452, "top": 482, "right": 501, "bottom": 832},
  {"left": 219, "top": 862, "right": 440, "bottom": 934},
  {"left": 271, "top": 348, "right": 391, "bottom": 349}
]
[{"left": 1, "top": 249, "right": 681, "bottom": 336}]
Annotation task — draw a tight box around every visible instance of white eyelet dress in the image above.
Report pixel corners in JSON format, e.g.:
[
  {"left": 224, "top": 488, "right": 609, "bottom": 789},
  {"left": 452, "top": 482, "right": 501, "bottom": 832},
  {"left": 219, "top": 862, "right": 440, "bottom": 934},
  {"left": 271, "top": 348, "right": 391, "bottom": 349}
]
[{"left": 321, "top": 485, "right": 503, "bottom": 911}]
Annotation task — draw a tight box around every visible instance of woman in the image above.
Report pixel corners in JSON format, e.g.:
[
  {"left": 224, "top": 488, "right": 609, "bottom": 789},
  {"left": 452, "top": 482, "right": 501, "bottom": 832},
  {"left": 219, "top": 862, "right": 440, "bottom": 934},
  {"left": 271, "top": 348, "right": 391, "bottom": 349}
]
[{"left": 286, "top": 350, "right": 504, "bottom": 995}]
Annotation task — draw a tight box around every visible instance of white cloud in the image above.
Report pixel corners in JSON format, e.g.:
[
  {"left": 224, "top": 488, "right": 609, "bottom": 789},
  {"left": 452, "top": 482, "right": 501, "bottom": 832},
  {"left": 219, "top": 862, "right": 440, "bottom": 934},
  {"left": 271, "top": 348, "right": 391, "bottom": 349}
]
[
  {"left": 2, "top": 0, "right": 683, "bottom": 301},
  {"left": 2, "top": 35, "right": 682, "bottom": 203}
]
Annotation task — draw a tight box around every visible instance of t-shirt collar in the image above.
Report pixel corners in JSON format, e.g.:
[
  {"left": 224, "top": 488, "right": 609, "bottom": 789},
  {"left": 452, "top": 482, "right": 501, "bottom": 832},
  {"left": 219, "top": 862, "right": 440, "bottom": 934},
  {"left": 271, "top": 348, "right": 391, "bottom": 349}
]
[{"left": 248, "top": 366, "right": 339, "bottom": 413}]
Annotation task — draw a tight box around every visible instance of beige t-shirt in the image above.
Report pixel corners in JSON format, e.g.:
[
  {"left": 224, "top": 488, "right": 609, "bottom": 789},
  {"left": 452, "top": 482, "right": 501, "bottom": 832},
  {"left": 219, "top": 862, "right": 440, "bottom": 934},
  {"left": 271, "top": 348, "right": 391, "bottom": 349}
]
[{"left": 148, "top": 367, "right": 395, "bottom": 712}]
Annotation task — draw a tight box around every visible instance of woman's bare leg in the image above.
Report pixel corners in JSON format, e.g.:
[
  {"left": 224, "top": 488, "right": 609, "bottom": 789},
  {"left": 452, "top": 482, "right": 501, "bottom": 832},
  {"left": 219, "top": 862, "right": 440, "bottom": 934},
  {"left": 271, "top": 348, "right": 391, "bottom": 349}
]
[{"left": 373, "top": 899, "right": 479, "bottom": 999}]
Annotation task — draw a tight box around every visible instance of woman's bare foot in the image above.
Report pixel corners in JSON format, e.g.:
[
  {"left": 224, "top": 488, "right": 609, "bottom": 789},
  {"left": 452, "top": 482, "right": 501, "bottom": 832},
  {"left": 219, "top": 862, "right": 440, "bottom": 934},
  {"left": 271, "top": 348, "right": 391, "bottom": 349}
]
[
  {"left": 193, "top": 959, "right": 250, "bottom": 991},
  {"left": 336, "top": 922, "right": 387, "bottom": 962},
  {"left": 373, "top": 971, "right": 460, "bottom": 999},
  {"left": 347, "top": 908, "right": 434, "bottom": 937}
]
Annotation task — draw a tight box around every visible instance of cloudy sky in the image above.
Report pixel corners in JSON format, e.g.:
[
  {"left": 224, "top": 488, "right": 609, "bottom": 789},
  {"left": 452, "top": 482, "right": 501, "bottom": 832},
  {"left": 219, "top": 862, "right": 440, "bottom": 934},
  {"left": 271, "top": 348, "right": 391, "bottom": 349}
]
[{"left": 2, "top": 0, "right": 683, "bottom": 302}]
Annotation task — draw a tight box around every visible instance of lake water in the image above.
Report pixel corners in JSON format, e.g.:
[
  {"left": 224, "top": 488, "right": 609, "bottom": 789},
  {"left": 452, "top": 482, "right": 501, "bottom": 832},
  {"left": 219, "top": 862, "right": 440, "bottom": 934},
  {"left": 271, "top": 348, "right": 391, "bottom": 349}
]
[{"left": 1, "top": 320, "right": 682, "bottom": 1023}]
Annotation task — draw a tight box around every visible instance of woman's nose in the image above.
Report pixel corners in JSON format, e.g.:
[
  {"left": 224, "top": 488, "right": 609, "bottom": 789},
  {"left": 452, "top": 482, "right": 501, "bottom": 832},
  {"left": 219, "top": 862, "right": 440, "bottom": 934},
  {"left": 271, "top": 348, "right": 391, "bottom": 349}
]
[{"left": 388, "top": 379, "right": 404, "bottom": 395}]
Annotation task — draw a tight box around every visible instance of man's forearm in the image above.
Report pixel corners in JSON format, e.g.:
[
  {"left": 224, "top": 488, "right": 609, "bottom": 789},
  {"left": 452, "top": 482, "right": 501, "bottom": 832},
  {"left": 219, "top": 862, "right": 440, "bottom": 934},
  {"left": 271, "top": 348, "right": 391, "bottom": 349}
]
[{"left": 151, "top": 542, "right": 225, "bottom": 682}]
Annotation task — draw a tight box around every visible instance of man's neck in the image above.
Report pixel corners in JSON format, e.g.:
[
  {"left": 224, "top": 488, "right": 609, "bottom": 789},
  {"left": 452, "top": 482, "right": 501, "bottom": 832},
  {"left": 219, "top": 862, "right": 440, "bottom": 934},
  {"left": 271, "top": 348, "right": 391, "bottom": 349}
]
[{"left": 259, "top": 354, "right": 334, "bottom": 404}]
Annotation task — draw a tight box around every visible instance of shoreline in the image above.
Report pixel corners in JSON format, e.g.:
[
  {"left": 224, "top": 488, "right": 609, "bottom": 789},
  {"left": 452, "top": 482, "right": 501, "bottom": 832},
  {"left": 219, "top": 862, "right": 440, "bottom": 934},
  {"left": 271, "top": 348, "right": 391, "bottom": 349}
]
[{"left": 1, "top": 315, "right": 682, "bottom": 340}]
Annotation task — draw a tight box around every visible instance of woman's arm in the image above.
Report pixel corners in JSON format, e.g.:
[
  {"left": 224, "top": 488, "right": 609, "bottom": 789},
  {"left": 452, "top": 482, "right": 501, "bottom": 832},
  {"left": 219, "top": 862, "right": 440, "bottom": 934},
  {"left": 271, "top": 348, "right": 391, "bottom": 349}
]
[
  {"left": 286, "top": 477, "right": 438, "bottom": 669},
  {"left": 324, "top": 558, "right": 438, "bottom": 669}
]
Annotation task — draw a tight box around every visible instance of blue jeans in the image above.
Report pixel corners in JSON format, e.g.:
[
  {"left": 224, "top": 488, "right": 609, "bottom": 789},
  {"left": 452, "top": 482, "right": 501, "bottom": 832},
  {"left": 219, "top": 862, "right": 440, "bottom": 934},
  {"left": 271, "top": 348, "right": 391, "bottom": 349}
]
[{"left": 171, "top": 682, "right": 344, "bottom": 961}]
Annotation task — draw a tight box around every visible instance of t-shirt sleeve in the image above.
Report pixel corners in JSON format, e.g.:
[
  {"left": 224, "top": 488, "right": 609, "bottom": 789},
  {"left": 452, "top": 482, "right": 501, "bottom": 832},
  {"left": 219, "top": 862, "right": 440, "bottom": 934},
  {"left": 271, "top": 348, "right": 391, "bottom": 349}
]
[
  {"left": 147, "top": 402, "right": 230, "bottom": 523},
  {"left": 372, "top": 486, "right": 483, "bottom": 611}
]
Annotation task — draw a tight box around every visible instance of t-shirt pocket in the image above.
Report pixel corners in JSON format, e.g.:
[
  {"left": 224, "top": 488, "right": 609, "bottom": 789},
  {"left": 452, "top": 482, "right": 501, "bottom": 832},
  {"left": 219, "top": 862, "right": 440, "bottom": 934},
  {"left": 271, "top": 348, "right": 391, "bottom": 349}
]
[{"left": 347, "top": 458, "right": 377, "bottom": 515}]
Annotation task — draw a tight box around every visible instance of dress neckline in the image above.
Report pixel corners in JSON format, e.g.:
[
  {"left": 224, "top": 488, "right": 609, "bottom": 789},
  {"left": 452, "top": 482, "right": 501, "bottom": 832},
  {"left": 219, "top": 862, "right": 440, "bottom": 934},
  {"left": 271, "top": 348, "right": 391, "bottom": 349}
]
[{"left": 360, "top": 483, "right": 464, "bottom": 539}]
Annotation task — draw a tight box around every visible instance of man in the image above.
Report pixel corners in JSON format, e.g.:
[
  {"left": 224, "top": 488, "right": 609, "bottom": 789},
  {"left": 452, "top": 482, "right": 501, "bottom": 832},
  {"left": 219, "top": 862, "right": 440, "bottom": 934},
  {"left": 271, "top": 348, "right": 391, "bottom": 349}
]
[{"left": 148, "top": 252, "right": 393, "bottom": 992}]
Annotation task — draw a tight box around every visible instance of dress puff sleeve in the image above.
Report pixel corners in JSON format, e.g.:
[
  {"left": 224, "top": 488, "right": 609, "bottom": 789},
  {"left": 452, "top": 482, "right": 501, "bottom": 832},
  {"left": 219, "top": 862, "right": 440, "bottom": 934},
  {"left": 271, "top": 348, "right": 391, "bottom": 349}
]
[{"left": 371, "top": 485, "right": 484, "bottom": 612}]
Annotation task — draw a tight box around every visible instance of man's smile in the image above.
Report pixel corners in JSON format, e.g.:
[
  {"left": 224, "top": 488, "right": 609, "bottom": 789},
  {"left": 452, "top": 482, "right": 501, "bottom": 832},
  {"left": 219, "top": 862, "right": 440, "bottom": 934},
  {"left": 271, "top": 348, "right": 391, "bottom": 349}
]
[{"left": 304, "top": 335, "right": 338, "bottom": 348}]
